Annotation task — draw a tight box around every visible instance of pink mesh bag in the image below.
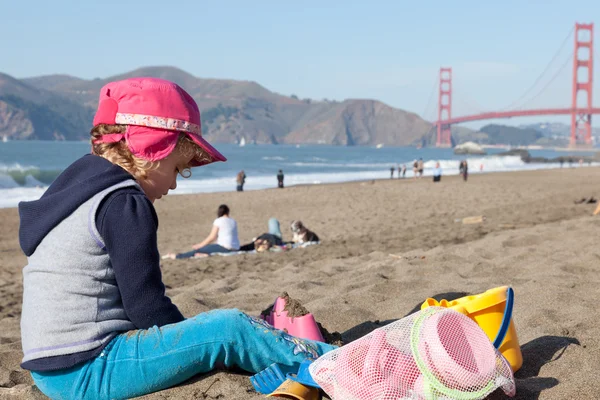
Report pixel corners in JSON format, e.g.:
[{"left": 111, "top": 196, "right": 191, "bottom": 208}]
[{"left": 309, "top": 307, "right": 515, "bottom": 399}]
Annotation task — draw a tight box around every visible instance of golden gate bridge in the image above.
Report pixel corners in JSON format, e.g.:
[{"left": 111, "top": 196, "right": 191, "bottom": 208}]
[{"left": 434, "top": 23, "right": 596, "bottom": 148}]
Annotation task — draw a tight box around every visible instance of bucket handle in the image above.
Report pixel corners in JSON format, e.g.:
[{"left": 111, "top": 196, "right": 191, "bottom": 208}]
[{"left": 492, "top": 287, "right": 514, "bottom": 349}]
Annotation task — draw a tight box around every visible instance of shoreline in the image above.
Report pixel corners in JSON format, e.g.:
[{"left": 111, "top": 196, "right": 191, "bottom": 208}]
[{"left": 2, "top": 164, "right": 597, "bottom": 210}]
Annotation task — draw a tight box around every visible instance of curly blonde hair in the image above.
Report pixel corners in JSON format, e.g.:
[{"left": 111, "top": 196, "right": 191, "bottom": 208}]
[{"left": 91, "top": 124, "right": 212, "bottom": 180}]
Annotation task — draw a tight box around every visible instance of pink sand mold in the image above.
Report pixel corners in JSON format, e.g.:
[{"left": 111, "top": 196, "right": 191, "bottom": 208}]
[
  {"left": 417, "top": 310, "right": 497, "bottom": 391},
  {"left": 262, "top": 296, "right": 325, "bottom": 342},
  {"left": 333, "top": 329, "right": 418, "bottom": 399}
]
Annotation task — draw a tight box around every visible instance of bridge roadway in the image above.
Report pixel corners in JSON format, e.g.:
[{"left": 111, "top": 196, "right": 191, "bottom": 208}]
[{"left": 436, "top": 108, "right": 600, "bottom": 125}]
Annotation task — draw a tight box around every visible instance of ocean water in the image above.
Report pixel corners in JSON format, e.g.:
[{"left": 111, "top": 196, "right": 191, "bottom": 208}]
[{"left": 0, "top": 141, "right": 596, "bottom": 209}]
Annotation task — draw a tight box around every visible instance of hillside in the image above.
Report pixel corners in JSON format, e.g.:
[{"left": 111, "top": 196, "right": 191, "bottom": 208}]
[
  {"left": 285, "top": 100, "right": 431, "bottom": 145},
  {"left": 479, "top": 124, "right": 543, "bottom": 146},
  {"left": 435, "top": 124, "right": 571, "bottom": 147},
  {"left": 3, "top": 67, "right": 433, "bottom": 146},
  {"left": 0, "top": 73, "right": 95, "bottom": 140}
]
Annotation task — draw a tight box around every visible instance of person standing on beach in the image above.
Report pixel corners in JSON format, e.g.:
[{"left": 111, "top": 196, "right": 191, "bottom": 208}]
[
  {"left": 433, "top": 162, "right": 442, "bottom": 182},
  {"left": 459, "top": 160, "right": 469, "bottom": 181},
  {"left": 236, "top": 170, "right": 246, "bottom": 191},
  {"left": 412, "top": 160, "right": 418, "bottom": 179},
  {"left": 417, "top": 158, "right": 424, "bottom": 178},
  {"left": 401, "top": 164, "right": 407, "bottom": 178},
  {"left": 277, "top": 169, "right": 284, "bottom": 188},
  {"left": 390, "top": 166, "right": 395, "bottom": 179},
  {"left": 16, "top": 78, "right": 334, "bottom": 400}
]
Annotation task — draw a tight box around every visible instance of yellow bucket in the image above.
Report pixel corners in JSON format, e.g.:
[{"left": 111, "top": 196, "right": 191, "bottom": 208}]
[{"left": 421, "top": 286, "right": 523, "bottom": 372}]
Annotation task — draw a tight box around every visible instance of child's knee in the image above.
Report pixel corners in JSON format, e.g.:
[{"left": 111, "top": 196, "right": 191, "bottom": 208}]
[
  {"left": 193, "top": 308, "right": 247, "bottom": 330},
  {"left": 218, "top": 308, "right": 246, "bottom": 324},
  {"left": 214, "top": 308, "right": 244, "bottom": 320}
]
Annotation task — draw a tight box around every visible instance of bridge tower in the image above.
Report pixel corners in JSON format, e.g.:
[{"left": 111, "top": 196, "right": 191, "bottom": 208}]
[
  {"left": 570, "top": 23, "right": 594, "bottom": 147},
  {"left": 436, "top": 67, "right": 453, "bottom": 147}
]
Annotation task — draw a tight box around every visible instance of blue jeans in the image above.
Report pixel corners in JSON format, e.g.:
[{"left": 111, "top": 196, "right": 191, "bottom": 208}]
[
  {"left": 176, "top": 244, "right": 232, "bottom": 258},
  {"left": 268, "top": 217, "right": 282, "bottom": 239},
  {"left": 31, "top": 309, "right": 335, "bottom": 400}
]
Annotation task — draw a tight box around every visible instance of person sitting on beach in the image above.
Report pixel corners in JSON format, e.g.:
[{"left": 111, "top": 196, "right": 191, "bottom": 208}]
[
  {"left": 16, "top": 78, "right": 335, "bottom": 400},
  {"left": 167, "top": 204, "right": 241, "bottom": 258},
  {"left": 240, "top": 217, "right": 285, "bottom": 252}
]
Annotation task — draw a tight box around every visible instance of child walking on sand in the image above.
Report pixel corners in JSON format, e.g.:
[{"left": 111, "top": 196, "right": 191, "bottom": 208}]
[{"left": 18, "top": 78, "right": 334, "bottom": 400}]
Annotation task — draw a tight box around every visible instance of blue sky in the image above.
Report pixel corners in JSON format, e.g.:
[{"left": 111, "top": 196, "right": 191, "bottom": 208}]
[{"left": 1, "top": 0, "right": 598, "bottom": 128}]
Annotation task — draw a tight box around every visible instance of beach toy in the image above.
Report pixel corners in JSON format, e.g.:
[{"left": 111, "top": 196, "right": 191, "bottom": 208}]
[
  {"left": 327, "top": 330, "right": 402, "bottom": 398},
  {"left": 262, "top": 296, "right": 325, "bottom": 342},
  {"left": 251, "top": 360, "right": 321, "bottom": 395},
  {"left": 421, "top": 286, "right": 523, "bottom": 372},
  {"left": 250, "top": 363, "right": 287, "bottom": 394},
  {"left": 314, "top": 329, "right": 418, "bottom": 398},
  {"left": 309, "top": 307, "right": 515, "bottom": 400},
  {"left": 287, "top": 359, "right": 321, "bottom": 388},
  {"left": 412, "top": 308, "right": 497, "bottom": 396},
  {"left": 267, "top": 379, "right": 321, "bottom": 400}
]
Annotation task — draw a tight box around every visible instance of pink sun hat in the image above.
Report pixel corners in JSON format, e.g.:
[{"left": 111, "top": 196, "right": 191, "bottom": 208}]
[{"left": 92, "top": 77, "right": 226, "bottom": 166}]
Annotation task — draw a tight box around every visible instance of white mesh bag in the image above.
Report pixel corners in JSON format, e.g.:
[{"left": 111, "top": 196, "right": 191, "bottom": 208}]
[{"left": 309, "top": 307, "right": 515, "bottom": 400}]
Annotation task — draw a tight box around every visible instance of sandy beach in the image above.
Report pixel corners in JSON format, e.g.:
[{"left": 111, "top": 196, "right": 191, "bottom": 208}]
[{"left": 1, "top": 167, "right": 600, "bottom": 399}]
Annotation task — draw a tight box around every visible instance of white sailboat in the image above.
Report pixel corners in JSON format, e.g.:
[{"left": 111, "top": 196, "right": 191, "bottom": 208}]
[
  {"left": 239, "top": 137, "right": 246, "bottom": 147},
  {"left": 2, "top": 136, "right": 8, "bottom": 143}
]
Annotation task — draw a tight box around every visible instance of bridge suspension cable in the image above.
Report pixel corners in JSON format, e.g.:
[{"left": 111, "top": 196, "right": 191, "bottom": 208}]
[
  {"left": 499, "top": 26, "right": 574, "bottom": 111},
  {"left": 517, "top": 51, "right": 573, "bottom": 110},
  {"left": 422, "top": 77, "right": 438, "bottom": 122},
  {"left": 451, "top": 72, "right": 487, "bottom": 114},
  {"left": 453, "top": 87, "right": 485, "bottom": 114}
]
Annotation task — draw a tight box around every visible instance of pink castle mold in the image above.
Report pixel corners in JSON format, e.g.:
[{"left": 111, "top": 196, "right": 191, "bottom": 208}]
[{"left": 262, "top": 296, "right": 325, "bottom": 342}]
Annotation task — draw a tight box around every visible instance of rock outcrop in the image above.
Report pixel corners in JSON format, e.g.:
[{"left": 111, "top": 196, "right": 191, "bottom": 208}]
[{"left": 454, "top": 141, "right": 487, "bottom": 155}]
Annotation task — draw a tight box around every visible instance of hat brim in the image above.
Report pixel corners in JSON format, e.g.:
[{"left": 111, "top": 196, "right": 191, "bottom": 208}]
[{"left": 186, "top": 132, "right": 227, "bottom": 166}]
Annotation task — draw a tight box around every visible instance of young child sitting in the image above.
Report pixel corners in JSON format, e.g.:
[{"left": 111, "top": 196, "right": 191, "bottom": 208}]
[{"left": 18, "top": 77, "right": 334, "bottom": 399}]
